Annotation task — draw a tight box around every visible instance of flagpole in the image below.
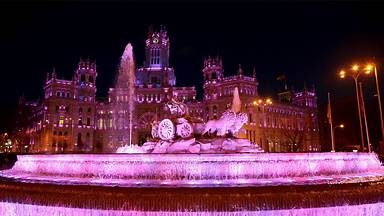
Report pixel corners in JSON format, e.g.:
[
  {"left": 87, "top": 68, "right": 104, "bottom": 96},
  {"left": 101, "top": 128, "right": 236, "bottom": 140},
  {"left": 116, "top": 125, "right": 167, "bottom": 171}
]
[{"left": 328, "top": 92, "right": 335, "bottom": 152}]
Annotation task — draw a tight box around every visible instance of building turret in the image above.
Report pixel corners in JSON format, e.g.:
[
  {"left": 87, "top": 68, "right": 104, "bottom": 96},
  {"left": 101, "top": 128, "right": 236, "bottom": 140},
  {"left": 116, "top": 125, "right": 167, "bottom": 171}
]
[
  {"left": 292, "top": 84, "right": 317, "bottom": 108},
  {"left": 202, "top": 55, "right": 224, "bottom": 83},
  {"left": 74, "top": 58, "right": 97, "bottom": 102}
]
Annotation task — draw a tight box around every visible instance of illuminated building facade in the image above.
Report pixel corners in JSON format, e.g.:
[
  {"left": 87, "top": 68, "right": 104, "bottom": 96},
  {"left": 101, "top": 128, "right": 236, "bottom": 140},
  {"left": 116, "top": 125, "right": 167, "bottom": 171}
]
[{"left": 14, "top": 26, "right": 319, "bottom": 153}]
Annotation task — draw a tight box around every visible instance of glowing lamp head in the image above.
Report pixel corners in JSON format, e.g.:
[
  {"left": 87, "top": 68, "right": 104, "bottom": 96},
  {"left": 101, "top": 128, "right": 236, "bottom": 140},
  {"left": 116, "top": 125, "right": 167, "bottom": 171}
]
[
  {"left": 258, "top": 99, "right": 262, "bottom": 104},
  {"left": 253, "top": 101, "right": 257, "bottom": 106},
  {"left": 340, "top": 124, "right": 344, "bottom": 128},
  {"left": 339, "top": 70, "right": 346, "bottom": 78},
  {"left": 366, "top": 64, "right": 373, "bottom": 71},
  {"left": 352, "top": 65, "right": 359, "bottom": 71}
]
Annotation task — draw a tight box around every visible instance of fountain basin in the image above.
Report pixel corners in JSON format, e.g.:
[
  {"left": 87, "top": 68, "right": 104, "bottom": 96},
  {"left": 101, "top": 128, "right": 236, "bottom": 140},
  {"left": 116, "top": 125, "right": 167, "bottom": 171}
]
[{"left": 1, "top": 152, "right": 383, "bottom": 187}]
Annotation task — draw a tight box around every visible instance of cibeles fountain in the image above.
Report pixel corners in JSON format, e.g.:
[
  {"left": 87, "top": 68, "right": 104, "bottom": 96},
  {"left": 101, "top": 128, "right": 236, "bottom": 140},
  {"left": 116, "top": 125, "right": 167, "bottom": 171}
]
[
  {"left": 118, "top": 86, "right": 262, "bottom": 154},
  {"left": 2, "top": 43, "right": 384, "bottom": 215}
]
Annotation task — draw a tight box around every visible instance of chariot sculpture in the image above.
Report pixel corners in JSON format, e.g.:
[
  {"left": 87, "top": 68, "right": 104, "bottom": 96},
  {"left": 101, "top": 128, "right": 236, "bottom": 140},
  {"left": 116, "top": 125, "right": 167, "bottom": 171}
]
[{"left": 151, "top": 97, "right": 194, "bottom": 140}]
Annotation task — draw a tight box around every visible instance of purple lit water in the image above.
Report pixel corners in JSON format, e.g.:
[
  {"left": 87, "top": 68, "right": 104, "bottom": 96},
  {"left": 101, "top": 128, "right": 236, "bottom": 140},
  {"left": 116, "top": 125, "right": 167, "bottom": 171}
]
[
  {"left": 1, "top": 152, "right": 382, "bottom": 187},
  {"left": 1, "top": 201, "right": 384, "bottom": 215}
]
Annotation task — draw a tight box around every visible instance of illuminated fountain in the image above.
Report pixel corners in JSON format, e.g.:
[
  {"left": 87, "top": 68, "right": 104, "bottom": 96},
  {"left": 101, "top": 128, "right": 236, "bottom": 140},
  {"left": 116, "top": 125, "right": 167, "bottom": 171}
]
[
  {"left": 2, "top": 88, "right": 383, "bottom": 187},
  {"left": 110, "top": 43, "right": 137, "bottom": 148},
  {"left": 1, "top": 45, "right": 384, "bottom": 215}
]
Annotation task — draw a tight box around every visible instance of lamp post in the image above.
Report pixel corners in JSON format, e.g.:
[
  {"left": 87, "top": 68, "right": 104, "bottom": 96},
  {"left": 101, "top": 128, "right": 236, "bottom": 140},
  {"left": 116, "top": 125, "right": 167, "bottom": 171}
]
[
  {"left": 372, "top": 65, "right": 384, "bottom": 153},
  {"left": 359, "top": 81, "right": 372, "bottom": 152},
  {"left": 332, "top": 124, "right": 344, "bottom": 152},
  {"left": 339, "top": 65, "right": 365, "bottom": 151}
]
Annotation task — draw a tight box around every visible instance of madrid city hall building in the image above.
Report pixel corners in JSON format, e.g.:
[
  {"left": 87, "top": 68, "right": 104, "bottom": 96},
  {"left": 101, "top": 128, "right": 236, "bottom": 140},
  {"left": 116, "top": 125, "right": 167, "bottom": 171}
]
[{"left": 14, "top": 26, "right": 320, "bottom": 153}]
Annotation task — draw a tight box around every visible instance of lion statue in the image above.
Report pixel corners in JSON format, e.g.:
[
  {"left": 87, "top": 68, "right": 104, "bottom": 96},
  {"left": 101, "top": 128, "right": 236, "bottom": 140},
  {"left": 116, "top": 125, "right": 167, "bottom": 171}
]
[{"left": 202, "top": 110, "right": 248, "bottom": 137}]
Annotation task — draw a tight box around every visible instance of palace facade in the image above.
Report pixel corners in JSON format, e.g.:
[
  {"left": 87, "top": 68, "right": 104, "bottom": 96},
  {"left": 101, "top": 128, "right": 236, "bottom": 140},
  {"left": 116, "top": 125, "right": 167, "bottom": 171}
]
[{"left": 14, "top": 26, "right": 320, "bottom": 153}]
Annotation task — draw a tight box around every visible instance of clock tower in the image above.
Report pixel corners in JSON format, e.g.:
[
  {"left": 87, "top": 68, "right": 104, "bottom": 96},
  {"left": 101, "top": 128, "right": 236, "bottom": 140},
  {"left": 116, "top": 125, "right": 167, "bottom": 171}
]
[
  {"left": 145, "top": 25, "right": 170, "bottom": 68},
  {"left": 136, "top": 25, "right": 176, "bottom": 87}
]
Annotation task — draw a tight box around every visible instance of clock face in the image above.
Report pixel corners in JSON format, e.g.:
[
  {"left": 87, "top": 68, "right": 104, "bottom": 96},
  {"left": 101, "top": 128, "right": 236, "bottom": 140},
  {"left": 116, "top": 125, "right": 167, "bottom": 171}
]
[{"left": 153, "top": 38, "right": 159, "bottom": 44}]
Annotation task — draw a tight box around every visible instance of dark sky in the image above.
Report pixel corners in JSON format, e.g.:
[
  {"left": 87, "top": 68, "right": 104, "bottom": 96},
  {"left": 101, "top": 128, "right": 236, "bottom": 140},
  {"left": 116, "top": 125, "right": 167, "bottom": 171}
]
[{"left": 1, "top": 1, "right": 384, "bottom": 132}]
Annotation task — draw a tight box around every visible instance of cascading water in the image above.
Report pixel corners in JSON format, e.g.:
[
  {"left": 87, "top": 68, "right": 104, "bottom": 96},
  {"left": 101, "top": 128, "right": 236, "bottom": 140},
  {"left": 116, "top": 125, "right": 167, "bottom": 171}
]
[{"left": 115, "top": 43, "right": 136, "bottom": 146}]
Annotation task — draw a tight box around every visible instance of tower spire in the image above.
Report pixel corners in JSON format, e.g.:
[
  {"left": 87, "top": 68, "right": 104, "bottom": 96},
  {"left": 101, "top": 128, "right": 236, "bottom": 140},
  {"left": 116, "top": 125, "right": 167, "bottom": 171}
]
[
  {"left": 148, "top": 25, "right": 154, "bottom": 37},
  {"left": 52, "top": 67, "right": 56, "bottom": 79},
  {"left": 238, "top": 64, "right": 243, "bottom": 75},
  {"left": 46, "top": 72, "right": 50, "bottom": 82}
]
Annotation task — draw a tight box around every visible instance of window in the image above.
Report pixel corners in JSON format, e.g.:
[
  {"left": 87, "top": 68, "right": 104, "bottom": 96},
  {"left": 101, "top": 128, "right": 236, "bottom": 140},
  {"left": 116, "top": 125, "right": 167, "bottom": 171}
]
[
  {"left": 66, "top": 93, "right": 70, "bottom": 98},
  {"left": 59, "top": 116, "right": 64, "bottom": 126},
  {"left": 212, "top": 72, "right": 216, "bottom": 79},
  {"left": 98, "top": 119, "right": 103, "bottom": 129},
  {"left": 87, "top": 117, "right": 91, "bottom": 126},
  {"left": 87, "top": 108, "right": 91, "bottom": 113},
  {"left": 151, "top": 48, "right": 160, "bottom": 65},
  {"left": 77, "top": 133, "right": 82, "bottom": 146},
  {"left": 80, "top": 75, "right": 86, "bottom": 82},
  {"left": 65, "top": 106, "right": 69, "bottom": 112},
  {"left": 56, "top": 105, "right": 59, "bottom": 111},
  {"left": 78, "top": 117, "right": 83, "bottom": 125},
  {"left": 56, "top": 92, "right": 60, "bottom": 97},
  {"left": 89, "top": 75, "right": 93, "bottom": 83},
  {"left": 151, "top": 77, "right": 158, "bottom": 84},
  {"left": 79, "top": 108, "right": 83, "bottom": 113}
]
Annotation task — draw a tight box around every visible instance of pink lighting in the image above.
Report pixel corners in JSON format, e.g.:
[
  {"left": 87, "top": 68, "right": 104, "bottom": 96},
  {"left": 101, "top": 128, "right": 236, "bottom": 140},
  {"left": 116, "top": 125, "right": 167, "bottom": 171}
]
[
  {"left": 2, "top": 201, "right": 384, "bottom": 215},
  {"left": 1, "top": 152, "right": 383, "bottom": 187}
]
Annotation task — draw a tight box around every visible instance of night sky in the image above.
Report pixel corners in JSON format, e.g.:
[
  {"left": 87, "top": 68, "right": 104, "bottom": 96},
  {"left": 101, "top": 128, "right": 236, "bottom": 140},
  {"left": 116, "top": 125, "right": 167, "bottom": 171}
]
[{"left": 1, "top": 1, "right": 384, "bottom": 133}]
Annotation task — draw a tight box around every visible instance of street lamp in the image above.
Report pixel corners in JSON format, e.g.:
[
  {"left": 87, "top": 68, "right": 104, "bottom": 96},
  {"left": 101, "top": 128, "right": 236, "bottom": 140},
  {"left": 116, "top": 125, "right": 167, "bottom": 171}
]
[
  {"left": 331, "top": 124, "right": 344, "bottom": 152},
  {"left": 253, "top": 98, "right": 272, "bottom": 106},
  {"left": 339, "top": 65, "right": 370, "bottom": 151}
]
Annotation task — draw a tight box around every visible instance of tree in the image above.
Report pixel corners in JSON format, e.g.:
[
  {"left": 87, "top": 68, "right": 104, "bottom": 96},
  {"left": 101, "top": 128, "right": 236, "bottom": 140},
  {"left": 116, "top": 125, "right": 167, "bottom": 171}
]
[{"left": 282, "top": 127, "right": 305, "bottom": 152}]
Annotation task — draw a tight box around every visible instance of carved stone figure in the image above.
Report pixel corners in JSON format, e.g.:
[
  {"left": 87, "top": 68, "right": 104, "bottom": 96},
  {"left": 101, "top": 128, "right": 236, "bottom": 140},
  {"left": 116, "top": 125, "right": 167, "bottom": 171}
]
[
  {"left": 152, "top": 97, "right": 193, "bottom": 141},
  {"left": 164, "top": 97, "right": 188, "bottom": 117},
  {"left": 202, "top": 110, "right": 248, "bottom": 137}
]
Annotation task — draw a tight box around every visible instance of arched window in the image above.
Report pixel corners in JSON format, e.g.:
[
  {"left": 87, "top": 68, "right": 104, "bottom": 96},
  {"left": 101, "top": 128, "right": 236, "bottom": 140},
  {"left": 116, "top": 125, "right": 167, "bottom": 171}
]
[
  {"left": 86, "top": 132, "right": 91, "bottom": 147},
  {"left": 77, "top": 133, "right": 82, "bottom": 148},
  {"left": 87, "top": 108, "right": 91, "bottom": 113},
  {"left": 79, "top": 108, "right": 83, "bottom": 113},
  {"left": 212, "top": 72, "right": 217, "bottom": 79},
  {"left": 80, "top": 75, "right": 86, "bottom": 82},
  {"left": 88, "top": 75, "right": 94, "bottom": 83}
]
